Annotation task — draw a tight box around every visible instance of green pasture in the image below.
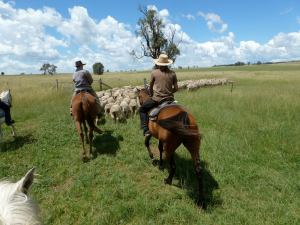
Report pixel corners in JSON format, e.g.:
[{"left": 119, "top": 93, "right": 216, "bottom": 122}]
[{"left": 0, "top": 64, "right": 299, "bottom": 225}]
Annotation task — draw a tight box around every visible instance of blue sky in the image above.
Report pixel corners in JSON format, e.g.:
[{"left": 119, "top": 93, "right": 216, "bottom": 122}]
[{"left": 0, "top": 0, "right": 300, "bottom": 74}]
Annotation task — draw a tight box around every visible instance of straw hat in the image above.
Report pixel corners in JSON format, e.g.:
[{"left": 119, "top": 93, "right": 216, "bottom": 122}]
[
  {"left": 154, "top": 54, "right": 173, "bottom": 66},
  {"left": 75, "top": 60, "right": 86, "bottom": 67}
]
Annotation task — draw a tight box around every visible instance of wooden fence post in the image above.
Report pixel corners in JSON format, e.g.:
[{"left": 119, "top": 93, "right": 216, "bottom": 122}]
[
  {"left": 56, "top": 79, "right": 59, "bottom": 91},
  {"left": 99, "top": 79, "right": 103, "bottom": 91}
]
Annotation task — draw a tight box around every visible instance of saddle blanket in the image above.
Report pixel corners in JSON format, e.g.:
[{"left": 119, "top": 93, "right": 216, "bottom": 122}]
[{"left": 149, "top": 101, "right": 178, "bottom": 120}]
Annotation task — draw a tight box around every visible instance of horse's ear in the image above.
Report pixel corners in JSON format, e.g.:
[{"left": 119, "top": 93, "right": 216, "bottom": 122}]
[{"left": 17, "top": 167, "right": 35, "bottom": 194}]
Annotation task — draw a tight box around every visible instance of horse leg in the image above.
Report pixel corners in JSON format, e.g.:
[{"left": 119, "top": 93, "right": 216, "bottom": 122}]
[
  {"left": 183, "top": 137, "right": 205, "bottom": 209},
  {"left": 83, "top": 121, "right": 89, "bottom": 144},
  {"left": 88, "top": 126, "right": 94, "bottom": 158},
  {"left": 75, "top": 121, "right": 86, "bottom": 160},
  {"left": 158, "top": 141, "right": 164, "bottom": 169},
  {"left": 10, "top": 124, "right": 16, "bottom": 137},
  {"left": 163, "top": 140, "right": 181, "bottom": 185},
  {"left": 144, "top": 134, "right": 153, "bottom": 159},
  {"left": 94, "top": 125, "right": 103, "bottom": 134}
]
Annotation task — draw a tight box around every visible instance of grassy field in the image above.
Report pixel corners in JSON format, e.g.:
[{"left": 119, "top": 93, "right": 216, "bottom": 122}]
[{"left": 0, "top": 64, "right": 299, "bottom": 225}]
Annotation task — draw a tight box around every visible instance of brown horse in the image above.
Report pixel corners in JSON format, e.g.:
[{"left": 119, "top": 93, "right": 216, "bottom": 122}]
[
  {"left": 72, "top": 91, "right": 102, "bottom": 161},
  {"left": 138, "top": 88, "right": 205, "bottom": 208}
]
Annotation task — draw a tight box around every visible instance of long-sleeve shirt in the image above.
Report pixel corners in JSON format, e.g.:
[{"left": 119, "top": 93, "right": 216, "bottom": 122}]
[{"left": 150, "top": 68, "right": 177, "bottom": 102}]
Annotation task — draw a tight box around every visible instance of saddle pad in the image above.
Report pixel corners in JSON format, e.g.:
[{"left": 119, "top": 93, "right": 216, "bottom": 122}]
[
  {"left": 0, "top": 109, "right": 5, "bottom": 118},
  {"left": 149, "top": 101, "right": 177, "bottom": 120}
]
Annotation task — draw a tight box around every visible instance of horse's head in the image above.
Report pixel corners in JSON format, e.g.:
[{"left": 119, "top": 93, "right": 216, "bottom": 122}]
[
  {"left": 137, "top": 88, "right": 151, "bottom": 105},
  {"left": 0, "top": 168, "right": 40, "bottom": 225}
]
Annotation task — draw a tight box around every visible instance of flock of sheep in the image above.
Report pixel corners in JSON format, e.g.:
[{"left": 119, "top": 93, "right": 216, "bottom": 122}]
[
  {"left": 178, "top": 78, "right": 231, "bottom": 91},
  {"left": 96, "top": 86, "right": 139, "bottom": 122},
  {"left": 96, "top": 78, "right": 231, "bottom": 122}
]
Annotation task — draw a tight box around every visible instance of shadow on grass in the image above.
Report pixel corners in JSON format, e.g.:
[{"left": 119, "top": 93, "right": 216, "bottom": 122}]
[
  {"left": 172, "top": 155, "right": 221, "bottom": 210},
  {"left": 0, "top": 134, "right": 37, "bottom": 152},
  {"left": 93, "top": 130, "right": 123, "bottom": 156}
]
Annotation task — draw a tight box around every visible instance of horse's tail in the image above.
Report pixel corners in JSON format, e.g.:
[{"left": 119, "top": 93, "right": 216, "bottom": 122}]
[
  {"left": 157, "top": 111, "right": 199, "bottom": 138},
  {"left": 80, "top": 93, "right": 90, "bottom": 120}
]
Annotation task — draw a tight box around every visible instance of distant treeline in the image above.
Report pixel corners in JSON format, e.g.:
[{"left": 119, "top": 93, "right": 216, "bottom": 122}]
[{"left": 212, "top": 60, "right": 300, "bottom": 67}]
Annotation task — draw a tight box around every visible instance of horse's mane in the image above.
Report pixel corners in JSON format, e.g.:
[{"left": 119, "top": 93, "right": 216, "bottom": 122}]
[{"left": 0, "top": 170, "right": 40, "bottom": 225}]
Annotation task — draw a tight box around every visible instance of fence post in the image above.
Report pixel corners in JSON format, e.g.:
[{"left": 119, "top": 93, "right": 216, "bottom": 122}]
[
  {"left": 99, "top": 79, "right": 103, "bottom": 91},
  {"left": 56, "top": 79, "right": 59, "bottom": 91}
]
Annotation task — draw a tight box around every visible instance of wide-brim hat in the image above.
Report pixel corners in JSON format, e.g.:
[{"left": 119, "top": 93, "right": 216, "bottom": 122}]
[
  {"left": 154, "top": 54, "right": 173, "bottom": 66},
  {"left": 75, "top": 60, "right": 86, "bottom": 67}
]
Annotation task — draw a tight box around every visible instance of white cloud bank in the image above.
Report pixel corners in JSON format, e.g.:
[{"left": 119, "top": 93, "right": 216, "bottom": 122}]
[{"left": 0, "top": 1, "right": 300, "bottom": 74}]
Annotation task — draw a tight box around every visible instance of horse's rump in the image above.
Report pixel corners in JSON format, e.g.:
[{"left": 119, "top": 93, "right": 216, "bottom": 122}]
[
  {"left": 72, "top": 92, "right": 97, "bottom": 121},
  {"left": 156, "top": 107, "right": 199, "bottom": 137}
]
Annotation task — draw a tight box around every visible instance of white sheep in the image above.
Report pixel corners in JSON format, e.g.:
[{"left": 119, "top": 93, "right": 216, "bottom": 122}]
[
  {"left": 120, "top": 101, "right": 131, "bottom": 118},
  {"left": 129, "top": 99, "right": 138, "bottom": 116},
  {"left": 104, "top": 103, "right": 114, "bottom": 115},
  {"left": 110, "top": 104, "right": 124, "bottom": 123}
]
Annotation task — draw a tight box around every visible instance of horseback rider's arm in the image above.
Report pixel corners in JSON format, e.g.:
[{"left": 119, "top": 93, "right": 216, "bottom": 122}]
[
  {"left": 172, "top": 74, "right": 178, "bottom": 93},
  {"left": 149, "top": 73, "right": 155, "bottom": 97},
  {"left": 85, "top": 71, "right": 93, "bottom": 85}
]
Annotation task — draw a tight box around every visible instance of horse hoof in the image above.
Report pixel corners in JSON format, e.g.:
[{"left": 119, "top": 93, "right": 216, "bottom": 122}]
[
  {"left": 152, "top": 159, "right": 159, "bottom": 166},
  {"left": 81, "top": 155, "right": 90, "bottom": 162},
  {"left": 164, "top": 178, "right": 172, "bottom": 185},
  {"left": 159, "top": 164, "right": 164, "bottom": 171},
  {"left": 149, "top": 153, "right": 154, "bottom": 159},
  {"left": 197, "top": 199, "right": 206, "bottom": 209}
]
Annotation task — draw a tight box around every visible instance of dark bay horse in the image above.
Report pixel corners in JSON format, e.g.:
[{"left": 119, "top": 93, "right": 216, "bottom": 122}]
[
  {"left": 137, "top": 88, "right": 205, "bottom": 208},
  {"left": 72, "top": 91, "right": 102, "bottom": 161}
]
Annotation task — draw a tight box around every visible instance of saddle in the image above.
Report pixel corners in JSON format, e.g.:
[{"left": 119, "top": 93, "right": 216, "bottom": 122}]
[
  {"left": 149, "top": 101, "right": 178, "bottom": 121},
  {"left": 75, "top": 89, "right": 92, "bottom": 95}
]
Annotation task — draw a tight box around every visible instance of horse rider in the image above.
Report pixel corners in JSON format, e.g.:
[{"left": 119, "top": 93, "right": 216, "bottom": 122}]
[
  {"left": 139, "top": 53, "right": 179, "bottom": 136},
  {"left": 0, "top": 98, "right": 14, "bottom": 126},
  {"left": 70, "top": 60, "right": 103, "bottom": 118}
]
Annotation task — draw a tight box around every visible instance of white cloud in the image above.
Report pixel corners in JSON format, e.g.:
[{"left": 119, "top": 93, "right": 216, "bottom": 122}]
[
  {"left": 57, "top": 6, "right": 143, "bottom": 72},
  {"left": 0, "top": 2, "right": 300, "bottom": 74},
  {"left": 176, "top": 30, "right": 300, "bottom": 67},
  {"left": 182, "top": 14, "right": 195, "bottom": 20},
  {"left": 198, "top": 11, "right": 228, "bottom": 33},
  {"left": 0, "top": 1, "right": 67, "bottom": 74}
]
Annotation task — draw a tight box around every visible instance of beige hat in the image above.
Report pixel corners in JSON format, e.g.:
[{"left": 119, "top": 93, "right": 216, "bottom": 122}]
[{"left": 154, "top": 54, "right": 173, "bottom": 66}]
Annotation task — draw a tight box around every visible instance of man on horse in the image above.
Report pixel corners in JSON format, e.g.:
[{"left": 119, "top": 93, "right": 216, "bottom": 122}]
[
  {"left": 139, "top": 53, "right": 178, "bottom": 136},
  {"left": 70, "top": 60, "right": 103, "bottom": 118}
]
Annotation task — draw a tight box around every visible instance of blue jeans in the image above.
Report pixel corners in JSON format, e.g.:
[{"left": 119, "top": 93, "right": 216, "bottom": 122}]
[
  {"left": 139, "top": 98, "right": 159, "bottom": 134},
  {"left": 0, "top": 101, "right": 13, "bottom": 125}
]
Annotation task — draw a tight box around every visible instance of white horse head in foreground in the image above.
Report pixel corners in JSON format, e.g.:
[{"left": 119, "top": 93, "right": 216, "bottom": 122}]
[
  {"left": 0, "top": 168, "right": 40, "bottom": 225},
  {"left": 0, "top": 90, "right": 16, "bottom": 138}
]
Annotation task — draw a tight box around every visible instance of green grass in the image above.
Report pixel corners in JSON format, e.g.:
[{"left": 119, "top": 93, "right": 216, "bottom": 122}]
[{"left": 0, "top": 64, "right": 299, "bottom": 225}]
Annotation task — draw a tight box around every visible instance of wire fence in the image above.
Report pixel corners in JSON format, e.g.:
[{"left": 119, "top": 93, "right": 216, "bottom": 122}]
[{"left": 53, "top": 78, "right": 112, "bottom": 91}]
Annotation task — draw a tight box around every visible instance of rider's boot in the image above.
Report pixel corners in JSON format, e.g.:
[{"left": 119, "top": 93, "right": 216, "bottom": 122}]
[{"left": 140, "top": 112, "right": 151, "bottom": 136}]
